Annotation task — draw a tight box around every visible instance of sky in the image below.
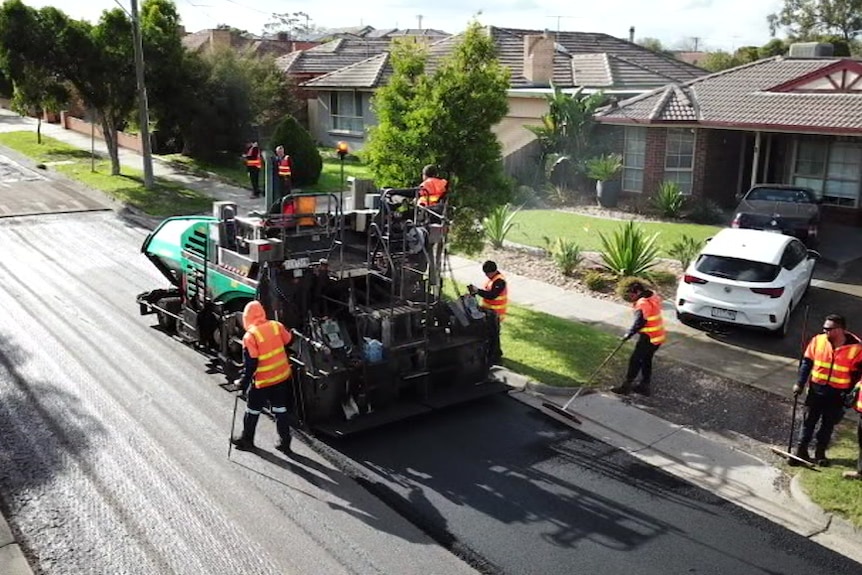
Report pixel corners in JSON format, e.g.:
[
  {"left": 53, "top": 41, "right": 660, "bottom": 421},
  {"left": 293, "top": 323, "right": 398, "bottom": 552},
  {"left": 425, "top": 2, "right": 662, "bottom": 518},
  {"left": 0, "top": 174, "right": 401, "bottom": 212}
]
[{"left": 21, "top": 0, "right": 785, "bottom": 51}]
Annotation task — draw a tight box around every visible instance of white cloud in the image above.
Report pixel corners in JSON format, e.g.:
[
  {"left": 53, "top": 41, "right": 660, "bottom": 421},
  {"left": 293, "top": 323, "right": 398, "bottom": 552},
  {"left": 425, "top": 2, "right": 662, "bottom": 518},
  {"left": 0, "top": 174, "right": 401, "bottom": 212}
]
[{"left": 24, "top": 0, "right": 784, "bottom": 50}]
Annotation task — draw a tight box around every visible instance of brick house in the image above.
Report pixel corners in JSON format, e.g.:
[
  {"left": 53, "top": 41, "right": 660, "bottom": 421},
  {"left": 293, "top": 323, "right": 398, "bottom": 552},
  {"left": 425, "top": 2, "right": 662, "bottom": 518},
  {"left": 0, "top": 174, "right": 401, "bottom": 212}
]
[
  {"left": 299, "top": 26, "right": 705, "bottom": 153},
  {"left": 594, "top": 50, "right": 862, "bottom": 224}
]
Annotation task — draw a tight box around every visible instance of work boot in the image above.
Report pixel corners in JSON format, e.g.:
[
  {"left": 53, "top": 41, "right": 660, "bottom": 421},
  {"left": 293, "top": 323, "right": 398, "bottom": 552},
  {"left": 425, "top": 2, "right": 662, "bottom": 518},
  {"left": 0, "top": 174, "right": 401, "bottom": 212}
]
[
  {"left": 632, "top": 385, "right": 651, "bottom": 397},
  {"left": 610, "top": 382, "right": 632, "bottom": 395},
  {"left": 789, "top": 443, "right": 812, "bottom": 467},
  {"left": 814, "top": 446, "right": 830, "bottom": 467},
  {"left": 230, "top": 434, "right": 255, "bottom": 451},
  {"left": 275, "top": 437, "right": 292, "bottom": 454}
]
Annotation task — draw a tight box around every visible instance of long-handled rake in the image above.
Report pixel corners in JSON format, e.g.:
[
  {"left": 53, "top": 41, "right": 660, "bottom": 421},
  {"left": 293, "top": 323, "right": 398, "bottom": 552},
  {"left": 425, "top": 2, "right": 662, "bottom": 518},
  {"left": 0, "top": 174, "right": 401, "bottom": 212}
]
[{"left": 542, "top": 338, "right": 627, "bottom": 425}]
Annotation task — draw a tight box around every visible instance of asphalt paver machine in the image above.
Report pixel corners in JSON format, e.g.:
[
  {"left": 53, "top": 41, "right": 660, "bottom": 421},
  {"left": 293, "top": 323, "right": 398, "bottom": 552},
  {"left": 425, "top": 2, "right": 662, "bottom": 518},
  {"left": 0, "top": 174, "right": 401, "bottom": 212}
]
[{"left": 136, "top": 176, "right": 506, "bottom": 436}]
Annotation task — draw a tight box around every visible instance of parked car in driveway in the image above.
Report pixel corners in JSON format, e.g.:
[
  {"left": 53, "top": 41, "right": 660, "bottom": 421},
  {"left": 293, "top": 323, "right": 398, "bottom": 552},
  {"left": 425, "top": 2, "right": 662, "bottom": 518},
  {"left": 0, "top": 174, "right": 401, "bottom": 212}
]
[
  {"left": 730, "top": 184, "right": 821, "bottom": 247},
  {"left": 676, "top": 228, "right": 819, "bottom": 337}
]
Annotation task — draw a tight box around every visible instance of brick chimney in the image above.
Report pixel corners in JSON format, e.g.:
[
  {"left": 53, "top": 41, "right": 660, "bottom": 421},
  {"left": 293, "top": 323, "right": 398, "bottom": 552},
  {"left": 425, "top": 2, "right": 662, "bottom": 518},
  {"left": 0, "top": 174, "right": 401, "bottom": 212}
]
[
  {"left": 523, "top": 31, "right": 555, "bottom": 85},
  {"left": 208, "top": 29, "right": 232, "bottom": 50}
]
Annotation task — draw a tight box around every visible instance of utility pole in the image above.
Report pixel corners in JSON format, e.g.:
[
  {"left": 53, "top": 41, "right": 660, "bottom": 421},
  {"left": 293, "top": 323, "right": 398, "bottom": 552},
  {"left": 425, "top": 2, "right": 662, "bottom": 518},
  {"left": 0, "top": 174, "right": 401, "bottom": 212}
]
[
  {"left": 417, "top": 14, "right": 423, "bottom": 30},
  {"left": 130, "top": 0, "right": 154, "bottom": 189}
]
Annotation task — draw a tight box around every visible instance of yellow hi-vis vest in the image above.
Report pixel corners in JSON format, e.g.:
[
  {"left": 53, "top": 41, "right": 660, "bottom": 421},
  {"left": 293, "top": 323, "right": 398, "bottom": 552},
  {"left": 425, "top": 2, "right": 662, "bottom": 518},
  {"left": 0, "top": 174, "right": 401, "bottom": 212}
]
[{"left": 243, "top": 320, "right": 292, "bottom": 388}]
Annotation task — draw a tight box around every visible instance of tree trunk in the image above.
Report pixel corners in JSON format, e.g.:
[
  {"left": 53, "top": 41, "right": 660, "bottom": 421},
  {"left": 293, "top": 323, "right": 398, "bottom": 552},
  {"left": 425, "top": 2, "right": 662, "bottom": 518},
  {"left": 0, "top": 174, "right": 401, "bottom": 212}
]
[
  {"left": 36, "top": 117, "right": 42, "bottom": 145},
  {"left": 100, "top": 116, "right": 121, "bottom": 175}
]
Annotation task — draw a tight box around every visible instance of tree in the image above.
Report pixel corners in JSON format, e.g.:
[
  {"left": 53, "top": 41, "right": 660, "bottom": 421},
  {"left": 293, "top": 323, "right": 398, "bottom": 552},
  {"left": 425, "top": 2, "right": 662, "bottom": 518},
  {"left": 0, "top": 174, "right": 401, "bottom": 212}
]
[
  {"left": 365, "top": 39, "right": 429, "bottom": 187},
  {"left": 264, "top": 11, "right": 318, "bottom": 38},
  {"left": 768, "top": 0, "right": 862, "bottom": 41},
  {"left": 637, "top": 37, "right": 668, "bottom": 54},
  {"left": 10, "top": 65, "right": 68, "bottom": 144},
  {"left": 759, "top": 38, "right": 789, "bottom": 57},
  {"left": 268, "top": 115, "right": 322, "bottom": 186},
  {"left": 366, "top": 21, "right": 511, "bottom": 253}
]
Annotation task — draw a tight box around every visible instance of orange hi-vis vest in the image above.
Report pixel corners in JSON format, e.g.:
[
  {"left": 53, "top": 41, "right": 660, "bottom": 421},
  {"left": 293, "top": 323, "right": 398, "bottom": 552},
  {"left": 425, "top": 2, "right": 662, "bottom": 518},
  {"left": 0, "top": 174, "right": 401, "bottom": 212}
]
[
  {"left": 277, "top": 156, "right": 292, "bottom": 178},
  {"left": 245, "top": 146, "right": 261, "bottom": 169},
  {"left": 243, "top": 320, "right": 292, "bottom": 388},
  {"left": 480, "top": 272, "right": 508, "bottom": 321},
  {"left": 418, "top": 177, "right": 447, "bottom": 206},
  {"left": 805, "top": 333, "right": 862, "bottom": 391},
  {"left": 635, "top": 293, "right": 666, "bottom": 345}
]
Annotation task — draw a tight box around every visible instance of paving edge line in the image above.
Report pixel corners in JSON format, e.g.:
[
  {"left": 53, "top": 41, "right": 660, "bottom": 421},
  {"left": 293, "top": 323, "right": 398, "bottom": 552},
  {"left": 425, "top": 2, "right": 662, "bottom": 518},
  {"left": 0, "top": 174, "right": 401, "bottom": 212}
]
[{"left": 0, "top": 514, "right": 34, "bottom": 575}]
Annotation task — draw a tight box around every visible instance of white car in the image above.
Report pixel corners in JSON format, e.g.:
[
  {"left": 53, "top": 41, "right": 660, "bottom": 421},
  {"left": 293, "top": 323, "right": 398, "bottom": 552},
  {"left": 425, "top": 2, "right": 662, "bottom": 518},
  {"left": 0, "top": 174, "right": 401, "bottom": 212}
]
[{"left": 675, "top": 228, "right": 819, "bottom": 337}]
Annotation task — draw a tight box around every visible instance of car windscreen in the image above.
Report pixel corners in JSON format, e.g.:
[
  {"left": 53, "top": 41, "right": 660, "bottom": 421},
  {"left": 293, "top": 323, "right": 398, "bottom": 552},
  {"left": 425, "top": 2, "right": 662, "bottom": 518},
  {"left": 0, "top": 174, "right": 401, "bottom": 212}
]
[
  {"left": 746, "top": 187, "right": 813, "bottom": 203},
  {"left": 694, "top": 255, "right": 781, "bottom": 283}
]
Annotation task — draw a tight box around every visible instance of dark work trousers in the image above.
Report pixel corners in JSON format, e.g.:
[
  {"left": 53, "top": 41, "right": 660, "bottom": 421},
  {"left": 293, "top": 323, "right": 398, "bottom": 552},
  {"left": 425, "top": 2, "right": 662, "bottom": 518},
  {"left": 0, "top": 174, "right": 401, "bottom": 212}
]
[
  {"left": 797, "top": 388, "right": 845, "bottom": 449},
  {"left": 243, "top": 378, "right": 295, "bottom": 444},
  {"left": 487, "top": 312, "right": 502, "bottom": 363},
  {"left": 247, "top": 167, "right": 260, "bottom": 196},
  {"left": 625, "top": 334, "right": 660, "bottom": 389}
]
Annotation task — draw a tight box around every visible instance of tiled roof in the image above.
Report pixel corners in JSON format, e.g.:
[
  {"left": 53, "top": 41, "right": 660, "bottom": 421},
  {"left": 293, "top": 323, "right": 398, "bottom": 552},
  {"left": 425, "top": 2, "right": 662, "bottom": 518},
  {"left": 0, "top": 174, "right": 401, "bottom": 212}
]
[
  {"left": 491, "top": 27, "right": 706, "bottom": 88},
  {"left": 302, "top": 53, "right": 392, "bottom": 88},
  {"left": 596, "top": 57, "right": 862, "bottom": 133},
  {"left": 277, "top": 38, "right": 393, "bottom": 75},
  {"left": 298, "top": 26, "right": 707, "bottom": 91},
  {"left": 181, "top": 30, "right": 294, "bottom": 58}
]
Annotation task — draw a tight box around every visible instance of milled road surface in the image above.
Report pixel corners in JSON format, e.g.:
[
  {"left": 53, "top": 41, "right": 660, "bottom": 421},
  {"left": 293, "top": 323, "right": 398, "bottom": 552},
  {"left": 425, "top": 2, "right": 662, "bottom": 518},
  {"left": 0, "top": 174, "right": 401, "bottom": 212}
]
[{"left": 0, "top": 210, "right": 478, "bottom": 575}]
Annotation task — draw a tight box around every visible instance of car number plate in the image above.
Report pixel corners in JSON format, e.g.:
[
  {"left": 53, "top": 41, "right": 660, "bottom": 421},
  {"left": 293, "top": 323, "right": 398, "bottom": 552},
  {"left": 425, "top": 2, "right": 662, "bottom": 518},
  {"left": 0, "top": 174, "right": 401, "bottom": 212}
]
[{"left": 711, "top": 307, "right": 737, "bottom": 320}]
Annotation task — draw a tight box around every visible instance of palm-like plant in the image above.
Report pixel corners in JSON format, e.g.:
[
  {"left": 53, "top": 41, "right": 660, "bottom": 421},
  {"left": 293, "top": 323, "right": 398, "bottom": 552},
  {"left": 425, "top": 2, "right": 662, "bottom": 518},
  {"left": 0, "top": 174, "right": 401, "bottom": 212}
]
[
  {"left": 482, "top": 203, "right": 522, "bottom": 249},
  {"left": 653, "top": 181, "right": 686, "bottom": 218},
  {"left": 599, "top": 221, "right": 661, "bottom": 277}
]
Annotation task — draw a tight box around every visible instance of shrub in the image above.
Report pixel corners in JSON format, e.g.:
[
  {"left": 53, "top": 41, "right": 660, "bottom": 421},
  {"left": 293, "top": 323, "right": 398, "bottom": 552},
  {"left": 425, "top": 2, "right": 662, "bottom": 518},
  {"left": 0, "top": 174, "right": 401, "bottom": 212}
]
[
  {"left": 512, "top": 185, "right": 543, "bottom": 208},
  {"left": 598, "top": 221, "right": 661, "bottom": 277},
  {"left": 616, "top": 276, "right": 657, "bottom": 300},
  {"left": 586, "top": 153, "right": 623, "bottom": 181},
  {"left": 483, "top": 203, "right": 522, "bottom": 248},
  {"left": 652, "top": 180, "right": 686, "bottom": 218},
  {"left": 666, "top": 234, "right": 705, "bottom": 269},
  {"left": 648, "top": 270, "right": 678, "bottom": 286},
  {"left": 545, "top": 236, "right": 583, "bottom": 276},
  {"left": 268, "top": 115, "right": 323, "bottom": 187},
  {"left": 583, "top": 269, "right": 612, "bottom": 291},
  {"left": 685, "top": 199, "right": 727, "bottom": 224}
]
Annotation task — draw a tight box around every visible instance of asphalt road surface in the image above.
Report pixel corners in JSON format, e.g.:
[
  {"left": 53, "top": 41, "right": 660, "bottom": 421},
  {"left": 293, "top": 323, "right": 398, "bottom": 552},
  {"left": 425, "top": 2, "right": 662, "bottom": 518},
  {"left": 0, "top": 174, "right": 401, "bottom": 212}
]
[
  {"left": 0, "top": 164, "right": 859, "bottom": 574},
  {"left": 0, "top": 210, "right": 477, "bottom": 575}
]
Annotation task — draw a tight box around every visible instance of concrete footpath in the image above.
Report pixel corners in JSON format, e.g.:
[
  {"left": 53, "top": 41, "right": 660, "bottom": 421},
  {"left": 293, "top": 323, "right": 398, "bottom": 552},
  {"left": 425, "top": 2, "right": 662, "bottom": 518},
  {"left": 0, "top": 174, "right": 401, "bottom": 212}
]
[{"left": 0, "top": 110, "right": 860, "bottom": 570}]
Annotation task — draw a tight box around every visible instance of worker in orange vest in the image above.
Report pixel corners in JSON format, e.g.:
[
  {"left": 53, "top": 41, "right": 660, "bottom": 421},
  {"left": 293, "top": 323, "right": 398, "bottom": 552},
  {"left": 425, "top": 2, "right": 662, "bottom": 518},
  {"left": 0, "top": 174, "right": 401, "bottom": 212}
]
[
  {"left": 843, "top": 379, "right": 862, "bottom": 480},
  {"left": 417, "top": 164, "right": 448, "bottom": 207},
  {"left": 231, "top": 300, "right": 296, "bottom": 454},
  {"left": 468, "top": 260, "right": 507, "bottom": 364},
  {"left": 272, "top": 145, "right": 293, "bottom": 197},
  {"left": 792, "top": 313, "right": 862, "bottom": 466},
  {"left": 612, "top": 281, "right": 666, "bottom": 397},
  {"left": 242, "top": 141, "right": 262, "bottom": 198}
]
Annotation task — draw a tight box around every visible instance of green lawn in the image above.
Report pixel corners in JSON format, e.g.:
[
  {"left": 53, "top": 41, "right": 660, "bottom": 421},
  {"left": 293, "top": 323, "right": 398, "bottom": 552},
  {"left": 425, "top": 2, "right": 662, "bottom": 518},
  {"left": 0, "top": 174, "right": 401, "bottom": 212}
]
[
  {"left": 509, "top": 209, "right": 722, "bottom": 254},
  {"left": 799, "top": 422, "right": 862, "bottom": 527},
  {"left": 443, "top": 280, "right": 628, "bottom": 387},
  {"left": 0, "top": 131, "right": 211, "bottom": 217},
  {"left": 160, "top": 150, "right": 374, "bottom": 194}
]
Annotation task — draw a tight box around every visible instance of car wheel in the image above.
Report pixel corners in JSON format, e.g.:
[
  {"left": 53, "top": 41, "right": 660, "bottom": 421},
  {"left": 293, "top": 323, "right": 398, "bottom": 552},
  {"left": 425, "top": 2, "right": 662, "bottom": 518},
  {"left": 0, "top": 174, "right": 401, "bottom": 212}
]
[{"left": 772, "top": 305, "right": 792, "bottom": 339}]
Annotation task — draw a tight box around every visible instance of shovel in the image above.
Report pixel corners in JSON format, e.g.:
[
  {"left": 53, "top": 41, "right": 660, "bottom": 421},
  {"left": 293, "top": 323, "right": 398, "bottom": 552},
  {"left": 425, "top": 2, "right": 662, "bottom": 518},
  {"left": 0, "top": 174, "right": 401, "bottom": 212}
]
[{"left": 542, "top": 338, "right": 627, "bottom": 425}]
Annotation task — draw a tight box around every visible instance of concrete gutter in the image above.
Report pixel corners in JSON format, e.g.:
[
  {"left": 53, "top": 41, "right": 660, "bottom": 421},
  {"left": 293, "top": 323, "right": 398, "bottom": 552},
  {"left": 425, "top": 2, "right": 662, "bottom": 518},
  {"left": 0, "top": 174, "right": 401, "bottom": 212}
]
[{"left": 0, "top": 514, "right": 34, "bottom": 575}]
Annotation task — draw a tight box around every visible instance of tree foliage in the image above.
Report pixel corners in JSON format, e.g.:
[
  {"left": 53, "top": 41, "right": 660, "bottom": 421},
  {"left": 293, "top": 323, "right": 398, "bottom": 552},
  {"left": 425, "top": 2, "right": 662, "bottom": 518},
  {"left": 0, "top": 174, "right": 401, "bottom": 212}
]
[
  {"left": 10, "top": 64, "right": 68, "bottom": 144},
  {"left": 365, "top": 39, "right": 429, "bottom": 187},
  {"left": 367, "top": 22, "right": 511, "bottom": 253},
  {"left": 636, "top": 37, "right": 669, "bottom": 54},
  {"left": 768, "top": 0, "right": 862, "bottom": 41},
  {"left": 268, "top": 115, "right": 322, "bottom": 186}
]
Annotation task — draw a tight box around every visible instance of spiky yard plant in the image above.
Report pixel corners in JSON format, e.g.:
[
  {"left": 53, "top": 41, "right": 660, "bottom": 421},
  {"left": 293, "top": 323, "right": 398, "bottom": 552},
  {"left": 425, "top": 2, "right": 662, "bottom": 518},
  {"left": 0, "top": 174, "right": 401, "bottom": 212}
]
[
  {"left": 482, "top": 203, "right": 522, "bottom": 249},
  {"left": 599, "top": 220, "right": 661, "bottom": 277}
]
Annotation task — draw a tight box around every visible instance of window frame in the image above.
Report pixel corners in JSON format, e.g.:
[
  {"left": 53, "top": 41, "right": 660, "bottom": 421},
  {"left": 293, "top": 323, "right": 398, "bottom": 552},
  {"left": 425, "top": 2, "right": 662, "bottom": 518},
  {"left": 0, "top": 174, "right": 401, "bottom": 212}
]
[
  {"left": 329, "top": 90, "right": 365, "bottom": 134},
  {"left": 791, "top": 139, "right": 862, "bottom": 208},
  {"left": 663, "top": 127, "right": 696, "bottom": 195},
  {"left": 622, "top": 126, "right": 647, "bottom": 193}
]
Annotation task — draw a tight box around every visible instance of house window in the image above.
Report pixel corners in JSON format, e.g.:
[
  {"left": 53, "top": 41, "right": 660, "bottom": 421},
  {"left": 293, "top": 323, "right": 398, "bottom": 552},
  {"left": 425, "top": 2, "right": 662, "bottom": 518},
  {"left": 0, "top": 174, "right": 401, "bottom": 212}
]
[
  {"left": 664, "top": 128, "right": 696, "bottom": 195},
  {"left": 330, "top": 91, "right": 364, "bottom": 133},
  {"left": 792, "top": 140, "right": 862, "bottom": 207},
  {"left": 622, "top": 126, "right": 646, "bottom": 192}
]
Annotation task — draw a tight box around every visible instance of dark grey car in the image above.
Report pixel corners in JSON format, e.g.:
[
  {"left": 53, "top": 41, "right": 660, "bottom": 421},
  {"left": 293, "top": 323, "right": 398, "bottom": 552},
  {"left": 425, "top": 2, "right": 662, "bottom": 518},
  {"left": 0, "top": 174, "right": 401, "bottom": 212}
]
[{"left": 731, "top": 184, "right": 821, "bottom": 247}]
